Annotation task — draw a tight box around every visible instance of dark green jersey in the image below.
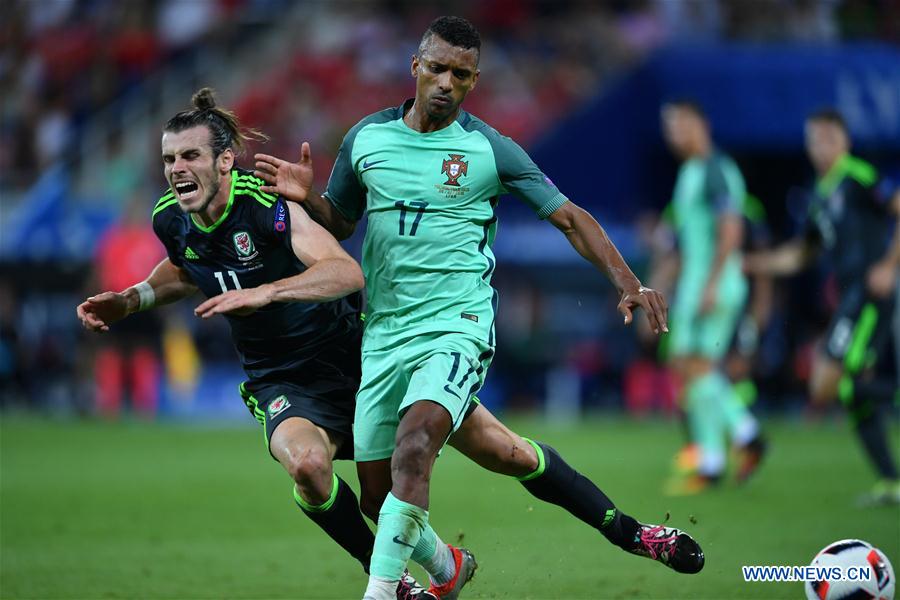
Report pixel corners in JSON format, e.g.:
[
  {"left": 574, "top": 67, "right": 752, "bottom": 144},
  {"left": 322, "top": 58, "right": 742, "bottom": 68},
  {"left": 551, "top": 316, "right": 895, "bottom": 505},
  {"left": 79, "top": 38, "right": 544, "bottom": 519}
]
[
  {"left": 324, "top": 100, "right": 567, "bottom": 347},
  {"left": 152, "top": 168, "right": 361, "bottom": 380},
  {"left": 806, "top": 154, "right": 892, "bottom": 291}
]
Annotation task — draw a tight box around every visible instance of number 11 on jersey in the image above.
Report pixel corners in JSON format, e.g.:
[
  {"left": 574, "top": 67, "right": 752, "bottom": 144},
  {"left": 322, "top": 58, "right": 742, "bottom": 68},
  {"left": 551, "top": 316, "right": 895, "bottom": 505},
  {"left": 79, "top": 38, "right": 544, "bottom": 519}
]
[{"left": 214, "top": 270, "right": 242, "bottom": 293}]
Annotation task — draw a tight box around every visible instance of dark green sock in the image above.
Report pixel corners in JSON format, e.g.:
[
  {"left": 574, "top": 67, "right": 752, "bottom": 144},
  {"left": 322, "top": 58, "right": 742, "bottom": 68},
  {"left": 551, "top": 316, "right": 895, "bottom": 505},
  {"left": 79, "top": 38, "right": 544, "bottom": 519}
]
[
  {"left": 518, "top": 439, "right": 640, "bottom": 550},
  {"left": 294, "top": 475, "right": 374, "bottom": 573},
  {"left": 854, "top": 415, "right": 899, "bottom": 480},
  {"left": 841, "top": 375, "right": 899, "bottom": 480}
]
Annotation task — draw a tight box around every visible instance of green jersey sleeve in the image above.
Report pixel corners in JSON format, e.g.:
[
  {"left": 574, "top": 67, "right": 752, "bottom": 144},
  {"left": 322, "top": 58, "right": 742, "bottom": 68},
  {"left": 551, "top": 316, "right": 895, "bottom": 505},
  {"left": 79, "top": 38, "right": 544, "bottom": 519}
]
[
  {"left": 705, "top": 154, "right": 745, "bottom": 216},
  {"left": 324, "top": 107, "right": 400, "bottom": 222},
  {"left": 323, "top": 129, "right": 366, "bottom": 222},
  {"left": 151, "top": 190, "right": 184, "bottom": 267},
  {"left": 477, "top": 124, "right": 568, "bottom": 219}
]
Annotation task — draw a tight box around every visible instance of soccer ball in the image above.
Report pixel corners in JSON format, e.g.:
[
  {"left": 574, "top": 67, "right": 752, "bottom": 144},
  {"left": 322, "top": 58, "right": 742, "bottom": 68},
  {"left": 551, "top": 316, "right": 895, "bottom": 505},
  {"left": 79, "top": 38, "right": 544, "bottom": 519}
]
[{"left": 804, "top": 539, "right": 895, "bottom": 600}]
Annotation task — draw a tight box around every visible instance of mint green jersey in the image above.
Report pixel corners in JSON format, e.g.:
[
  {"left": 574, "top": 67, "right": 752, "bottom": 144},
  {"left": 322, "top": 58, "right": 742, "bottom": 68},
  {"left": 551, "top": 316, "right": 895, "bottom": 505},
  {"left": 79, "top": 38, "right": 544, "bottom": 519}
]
[
  {"left": 667, "top": 151, "right": 749, "bottom": 359},
  {"left": 670, "top": 151, "right": 747, "bottom": 306},
  {"left": 325, "top": 100, "right": 567, "bottom": 348}
]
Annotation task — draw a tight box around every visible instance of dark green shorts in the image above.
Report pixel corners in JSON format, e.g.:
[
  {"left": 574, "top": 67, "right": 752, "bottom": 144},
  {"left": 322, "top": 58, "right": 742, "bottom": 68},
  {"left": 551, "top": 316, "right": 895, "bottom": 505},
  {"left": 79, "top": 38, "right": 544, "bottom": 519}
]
[
  {"left": 823, "top": 284, "right": 896, "bottom": 373},
  {"left": 239, "top": 377, "right": 356, "bottom": 461}
]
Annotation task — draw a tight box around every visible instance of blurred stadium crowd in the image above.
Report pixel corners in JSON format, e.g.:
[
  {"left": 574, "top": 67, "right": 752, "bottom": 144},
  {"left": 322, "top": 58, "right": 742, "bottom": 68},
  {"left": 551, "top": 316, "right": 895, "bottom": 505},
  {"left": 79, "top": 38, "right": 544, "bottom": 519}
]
[
  {"left": 5, "top": 0, "right": 896, "bottom": 192},
  {"left": 0, "top": 0, "right": 897, "bottom": 418}
]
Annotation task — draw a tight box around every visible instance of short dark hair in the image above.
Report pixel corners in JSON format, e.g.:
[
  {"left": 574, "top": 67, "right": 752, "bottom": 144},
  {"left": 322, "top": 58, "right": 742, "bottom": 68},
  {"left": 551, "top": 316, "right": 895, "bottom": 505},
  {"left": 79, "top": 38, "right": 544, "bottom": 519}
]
[
  {"left": 663, "top": 98, "right": 707, "bottom": 121},
  {"left": 419, "top": 16, "right": 481, "bottom": 57},
  {"left": 164, "top": 87, "right": 267, "bottom": 157},
  {"left": 807, "top": 108, "right": 848, "bottom": 134}
]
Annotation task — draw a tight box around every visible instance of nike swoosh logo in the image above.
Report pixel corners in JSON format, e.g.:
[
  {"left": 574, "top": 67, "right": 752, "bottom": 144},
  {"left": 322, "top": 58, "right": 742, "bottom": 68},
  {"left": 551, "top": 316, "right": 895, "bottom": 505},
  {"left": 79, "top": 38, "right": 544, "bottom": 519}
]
[
  {"left": 361, "top": 159, "right": 388, "bottom": 170},
  {"left": 443, "top": 384, "right": 462, "bottom": 400},
  {"left": 392, "top": 535, "right": 415, "bottom": 549}
]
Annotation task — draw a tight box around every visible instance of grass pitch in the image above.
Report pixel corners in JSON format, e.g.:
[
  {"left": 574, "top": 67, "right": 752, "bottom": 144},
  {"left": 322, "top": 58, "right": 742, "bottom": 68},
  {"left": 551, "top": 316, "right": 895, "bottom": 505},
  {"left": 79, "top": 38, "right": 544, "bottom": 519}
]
[{"left": 2, "top": 414, "right": 898, "bottom": 599}]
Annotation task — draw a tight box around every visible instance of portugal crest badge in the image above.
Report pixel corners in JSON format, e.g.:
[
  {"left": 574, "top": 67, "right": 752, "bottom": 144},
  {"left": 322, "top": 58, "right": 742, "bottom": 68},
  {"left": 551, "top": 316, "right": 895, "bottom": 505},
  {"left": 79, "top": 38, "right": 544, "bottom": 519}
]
[{"left": 441, "top": 154, "right": 468, "bottom": 187}]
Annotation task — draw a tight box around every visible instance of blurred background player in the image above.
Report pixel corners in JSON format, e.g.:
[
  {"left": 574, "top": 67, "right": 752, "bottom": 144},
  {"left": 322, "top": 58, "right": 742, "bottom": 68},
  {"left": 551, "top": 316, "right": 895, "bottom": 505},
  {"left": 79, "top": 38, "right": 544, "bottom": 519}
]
[
  {"left": 745, "top": 108, "right": 900, "bottom": 506},
  {"left": 660, "top": 100, "right": 766, "bottom": 494},
  {"left": 644, "top": 194, "right": 775, "bottom": 482}
]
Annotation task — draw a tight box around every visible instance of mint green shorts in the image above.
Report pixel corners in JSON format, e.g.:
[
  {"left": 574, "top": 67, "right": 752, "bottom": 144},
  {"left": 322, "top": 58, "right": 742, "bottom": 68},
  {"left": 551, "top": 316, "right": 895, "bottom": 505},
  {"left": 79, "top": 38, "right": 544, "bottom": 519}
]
[
  {"left": 353, "top": 331, "right": 492, "bottom": 462},
  {"left": 668, "top": 280, "right": 747, "bottom": 361}
]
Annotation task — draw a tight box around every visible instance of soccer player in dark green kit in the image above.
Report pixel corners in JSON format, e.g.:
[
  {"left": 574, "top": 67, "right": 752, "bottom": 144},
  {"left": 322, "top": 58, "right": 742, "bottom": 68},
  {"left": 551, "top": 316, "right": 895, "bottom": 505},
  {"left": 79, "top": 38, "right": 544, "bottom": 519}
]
[
  {"left": 255, "top": 16, "right": 704, "bottom": 599},
  {"left": 746, "top": 109, "right": 900, "bottom": 505},
  {"left": 76, "top": 89, "right": 427, "bottom": 595}
]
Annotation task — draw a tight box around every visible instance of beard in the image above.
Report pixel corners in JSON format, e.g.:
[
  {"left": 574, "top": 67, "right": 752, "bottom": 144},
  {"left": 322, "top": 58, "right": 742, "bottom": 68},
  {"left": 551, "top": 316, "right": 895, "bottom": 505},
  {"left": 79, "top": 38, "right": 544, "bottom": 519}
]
[{"left": 187, "top": 176, "right": 221, "bottom": 214}]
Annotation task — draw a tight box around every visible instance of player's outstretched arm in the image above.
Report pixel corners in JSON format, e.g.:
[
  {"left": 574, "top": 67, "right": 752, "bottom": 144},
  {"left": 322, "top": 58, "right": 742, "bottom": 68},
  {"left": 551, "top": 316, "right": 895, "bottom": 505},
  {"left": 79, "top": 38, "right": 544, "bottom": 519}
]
[
  {"left": 194, "top": 203, "right": 364, "bottom": 319},
  {"left": 253, "top": 142, "right": 357, "bottom": 241},
  {"left": 76, "top": 259, "right": 198, "bottom": 332},
  {"left": 743, "top": 238, "right": 816, "bottom": 277},
  {"left": 547, "top": 200, "right": 669, "bottom": 334}
]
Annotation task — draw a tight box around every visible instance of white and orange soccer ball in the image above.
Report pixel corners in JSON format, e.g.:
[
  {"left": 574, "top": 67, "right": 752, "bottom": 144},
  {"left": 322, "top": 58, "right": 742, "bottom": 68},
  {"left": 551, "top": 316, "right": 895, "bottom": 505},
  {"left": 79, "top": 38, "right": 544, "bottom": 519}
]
[{"left": 805, "top": 539, "right": 895, "bottom": 600}]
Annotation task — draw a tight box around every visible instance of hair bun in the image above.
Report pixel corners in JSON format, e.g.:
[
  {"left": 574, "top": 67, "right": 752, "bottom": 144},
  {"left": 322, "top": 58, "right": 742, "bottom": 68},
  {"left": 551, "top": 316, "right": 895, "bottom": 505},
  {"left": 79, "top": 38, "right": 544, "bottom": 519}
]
[{"left": 192, "top": 87, "right": 217, "bottom": 110}]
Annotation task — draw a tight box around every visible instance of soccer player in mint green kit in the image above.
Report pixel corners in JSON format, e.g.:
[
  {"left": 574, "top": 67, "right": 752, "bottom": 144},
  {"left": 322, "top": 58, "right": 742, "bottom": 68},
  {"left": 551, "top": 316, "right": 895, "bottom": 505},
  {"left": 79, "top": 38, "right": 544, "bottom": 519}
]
[
  {"left": 255, "top": 17, "right": 704, "bottom": 599},
  {"left": 660, "top": 101, "right": 766, "bottom": 495}
]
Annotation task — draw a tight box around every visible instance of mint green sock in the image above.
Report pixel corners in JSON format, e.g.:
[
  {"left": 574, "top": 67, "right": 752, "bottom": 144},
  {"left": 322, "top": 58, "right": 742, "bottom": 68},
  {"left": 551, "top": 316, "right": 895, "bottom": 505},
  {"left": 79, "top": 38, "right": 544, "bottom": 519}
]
[
  {"left": 411, "top": 523, "right": 455, "bottom": 585},
  {"left": 686, "top": 372, "right": 726, "bottom": 475},
  {"left": 708, "top": 371, "right": 759, "bottom": 445},
  {"left": 410, "top": 523, "right": 437, "bottom": 564},
  {"left": 369, "top": 492, "right": 428, "bottom": 580}
]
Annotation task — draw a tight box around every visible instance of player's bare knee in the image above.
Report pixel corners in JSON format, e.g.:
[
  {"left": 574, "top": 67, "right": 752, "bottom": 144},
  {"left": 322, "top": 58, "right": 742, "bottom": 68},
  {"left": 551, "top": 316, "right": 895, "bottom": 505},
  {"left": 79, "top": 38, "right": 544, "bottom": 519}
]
[
  {"left": 392, "top": 428, "right": 437, "bottom": 479},
  {"left": 809, "top": 376, "right": 838, "bottom": 405},
  {"left": 810, "top": 386, "right": 836, "bottom": 405},
  {"left": 286, "top": 446, "right": 332, "bottom": 495},
  {"left": 507, "top": 436, "right": 539, "bottom": 473},
  {"left": 684, "top": 357, "right": 712, "bottom": 380},
  {"left": 484, "top": 430, "right": 537, "bottom": 475}
]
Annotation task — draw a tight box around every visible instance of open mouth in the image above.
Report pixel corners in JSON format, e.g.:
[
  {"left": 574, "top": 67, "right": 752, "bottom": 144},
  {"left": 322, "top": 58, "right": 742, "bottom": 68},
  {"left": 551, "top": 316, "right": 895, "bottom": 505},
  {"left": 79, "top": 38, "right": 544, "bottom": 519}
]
[{"left": 174, "top": 181, "right": 199, "bottom": 201}]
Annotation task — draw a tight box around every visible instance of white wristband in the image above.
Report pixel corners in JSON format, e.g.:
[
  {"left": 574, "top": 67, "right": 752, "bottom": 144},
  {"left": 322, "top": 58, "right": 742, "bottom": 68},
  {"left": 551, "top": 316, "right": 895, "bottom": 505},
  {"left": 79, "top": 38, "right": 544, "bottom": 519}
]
[{"left": 134, "top": 281, "right": 155, "bottom": 311}]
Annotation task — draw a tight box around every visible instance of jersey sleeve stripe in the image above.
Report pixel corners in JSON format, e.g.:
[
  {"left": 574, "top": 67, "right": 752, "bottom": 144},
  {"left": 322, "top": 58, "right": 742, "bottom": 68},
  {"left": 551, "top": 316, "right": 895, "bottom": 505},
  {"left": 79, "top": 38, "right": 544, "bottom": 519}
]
[
  {"left": 234, "top": 180, "right": 274, "bottom": 197},
  {"left": 234, "top": 174, "right": 268, "bottom": 188},
  {"left": 235, "top": 173, "right": 266, "bottom": 185},
  {"left": 234, "top": 174, "right": 276, "bottom": 199},
  {"left": 155, "top": 190, "right": 175, "bottom": 206},
  {"left": 844, "top": 156, "right": 877, "bottom": 187},
  {"left": 234, "top": 184, "right": 274, "bottom": 207},
  {"left": 536, "top": 192, "right": 569, "bottom": 220},
  {"left": 152, "top": 198, "right": 178, "bottom": 218},
  {"left": 478, "top": 216, "right": 497, "bottom": 280}
]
